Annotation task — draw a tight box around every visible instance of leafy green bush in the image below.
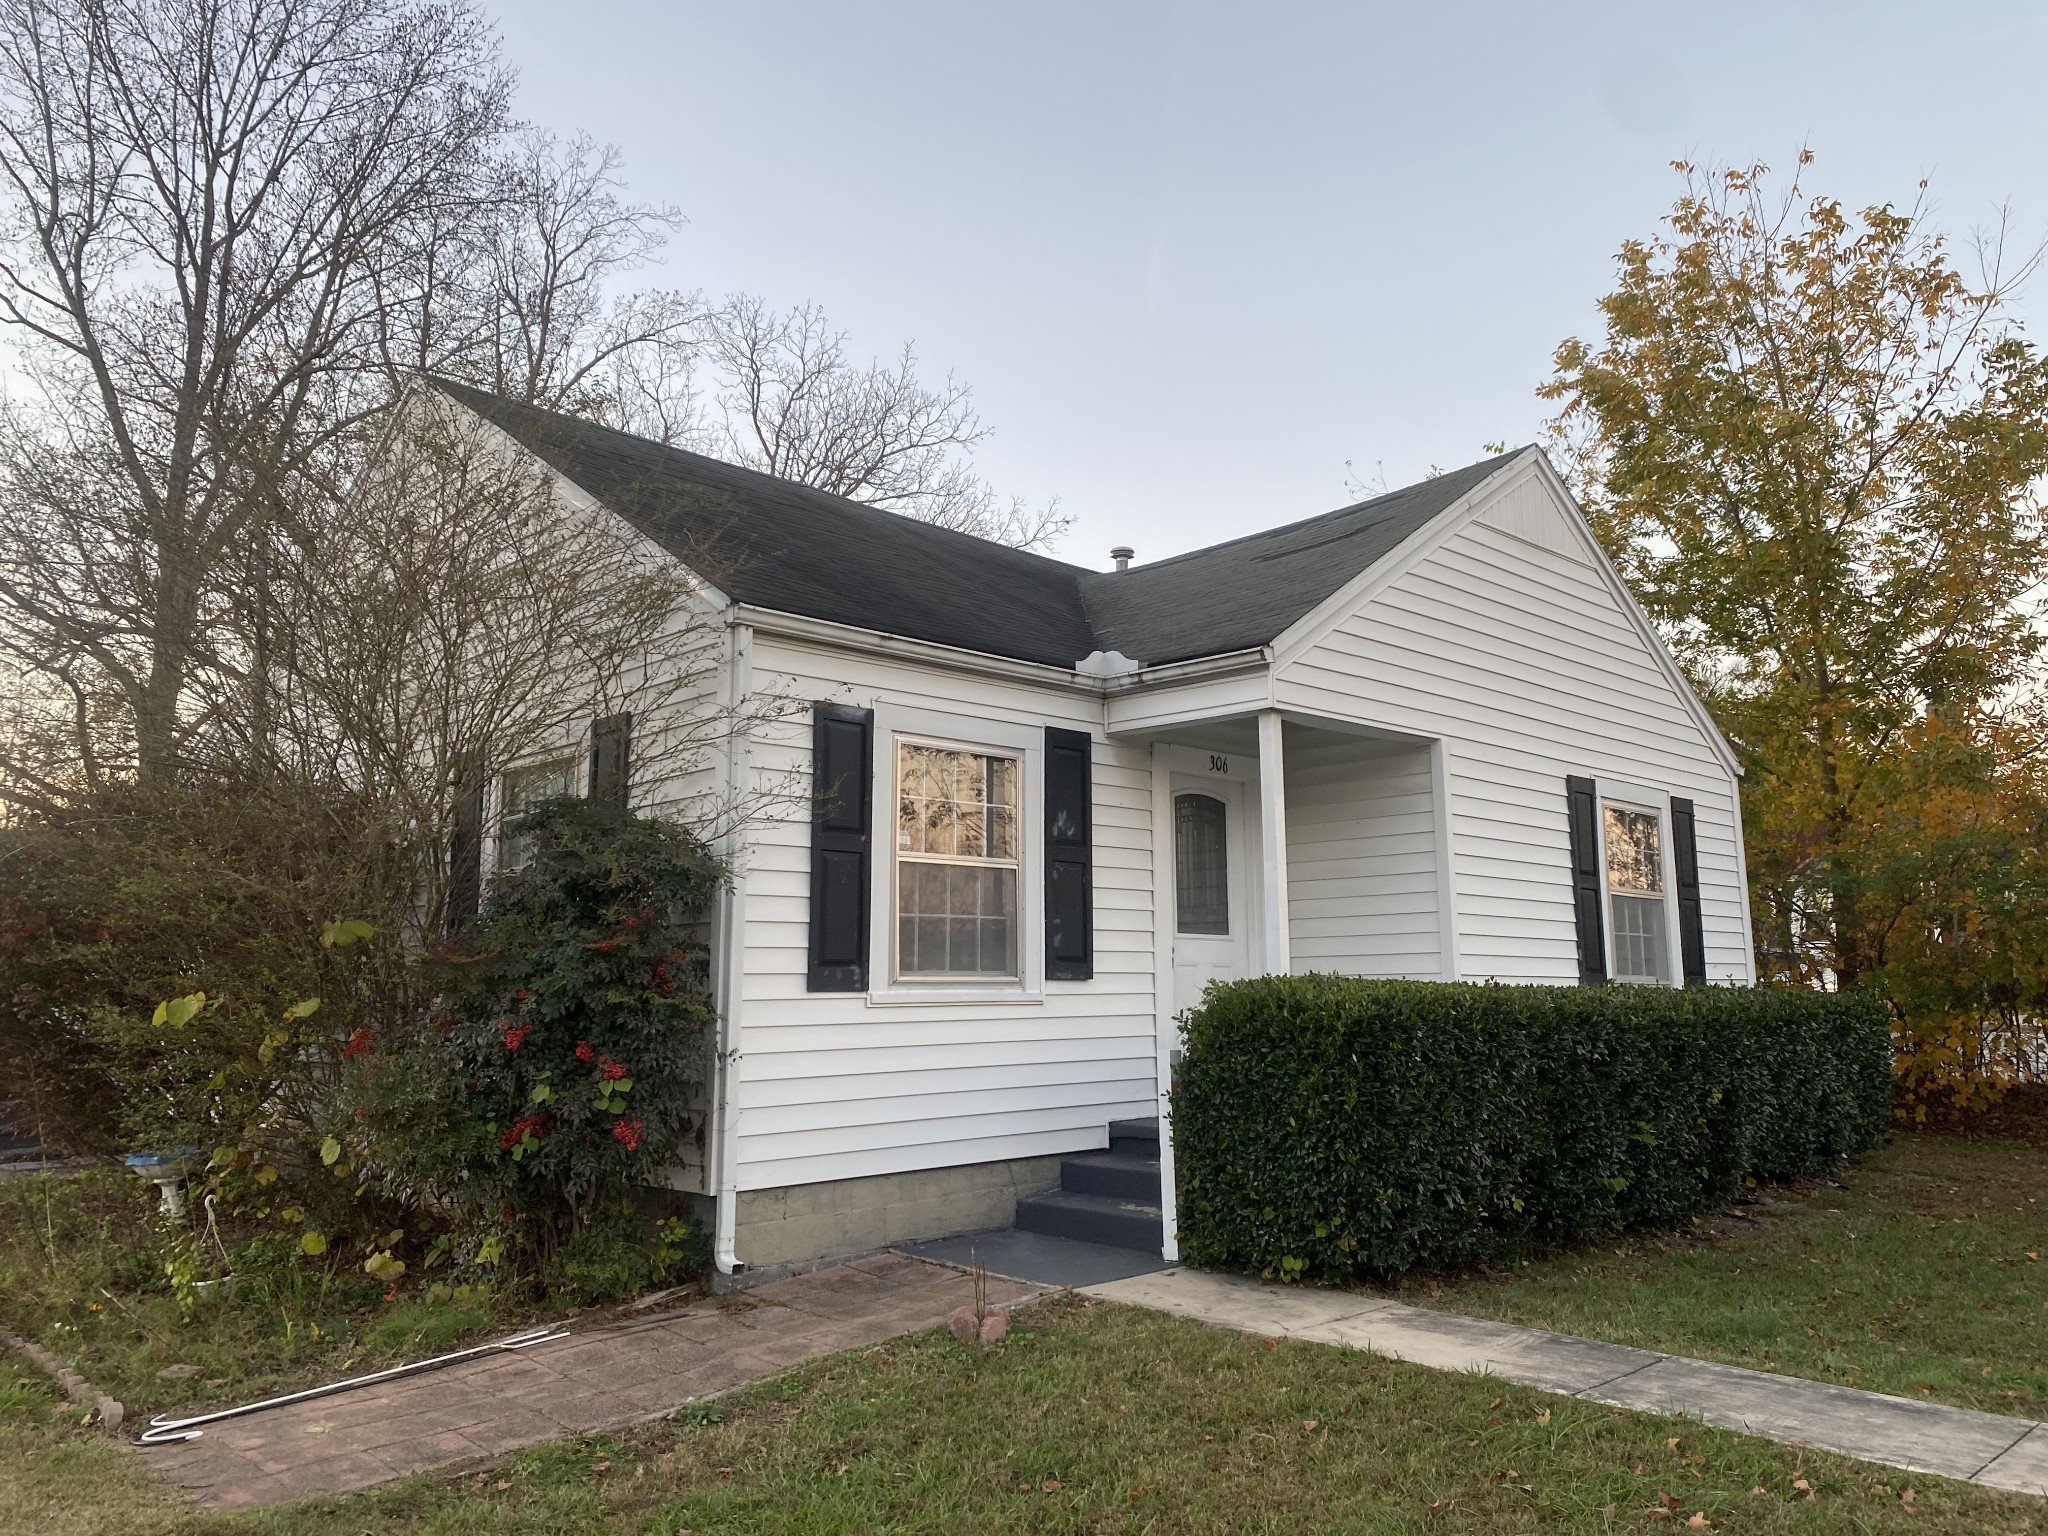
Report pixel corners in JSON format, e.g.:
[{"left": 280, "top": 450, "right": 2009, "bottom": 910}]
[
  {"left": 0, "top": 781, "right": 408, "bottom": 1253},
  {"left": 1173, "top": 976, "right": 1890, "bottom": 1282},
  {"left": 352, "top": 796, "right": 721, "bottom": 1288}
]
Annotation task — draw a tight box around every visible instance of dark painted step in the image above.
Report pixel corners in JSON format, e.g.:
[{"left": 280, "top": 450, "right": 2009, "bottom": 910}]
[
  {"left": 1108, "top": 1117, "right": 1160, "bottom": 1159},
  {"left": 1014, "top": 1189, "right": 1163, "bottom": 1252},
  {"left": 1060, "top": 1150, "right": 1161, "bottom": 1202}
]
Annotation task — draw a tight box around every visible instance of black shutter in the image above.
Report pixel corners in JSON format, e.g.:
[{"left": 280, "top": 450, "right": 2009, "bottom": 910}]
[
  {"left": 447, "top": 750, "right": 485, "bottom": 931},
  {"left": 808, "top": 704, "right": 873, "bottom": 992},
  {"left": 1044, "top": 727, "right": 1093, "bottom": 980},
  {"left": 1671, "top": 796, "right": 1707, "bottom": 985},
  {"left": 1566, "top": 775, "right": 1606, "bottom": 984},
  {"left": 589, "top": 711, "right": 632, "bottom": 808}
]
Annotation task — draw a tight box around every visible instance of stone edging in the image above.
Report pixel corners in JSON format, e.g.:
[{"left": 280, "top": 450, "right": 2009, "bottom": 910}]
[{"left": 4, "top": 1330, "right": 124, "bottom": 1432}]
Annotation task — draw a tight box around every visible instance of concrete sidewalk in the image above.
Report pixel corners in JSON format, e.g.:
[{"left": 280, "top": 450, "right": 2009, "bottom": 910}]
[
  {"left": 1086, "top": 1267, "right": 2048, "bottom": 1497},
  {"left": 143, "top": 1253, "right": 1040, "bottom": 1510}
]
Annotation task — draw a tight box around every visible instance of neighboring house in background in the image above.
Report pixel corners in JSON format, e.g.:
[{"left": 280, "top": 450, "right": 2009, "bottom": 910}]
[{"left": 432, "top": 379, "right": 1757, "bottom": 1281}]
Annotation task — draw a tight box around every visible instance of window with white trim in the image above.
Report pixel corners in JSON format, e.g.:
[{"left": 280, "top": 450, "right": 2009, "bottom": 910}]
[
  {"left": 893, "top": 739, "right": 1020, "bottom": 979},
  {"left": 497, "top": 758, "right": 574, "bottom": 874},
  {"left": 1603, "top": 801, "right": 1669, "bottom": 983}
]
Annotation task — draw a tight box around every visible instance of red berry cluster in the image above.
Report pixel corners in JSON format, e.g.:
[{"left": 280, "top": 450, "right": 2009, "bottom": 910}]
[
  {"left": 610, "top": 1117, "right": 642, "bottom": 1152},
  {"left": 599, "top": 1055, "right": 628, "bottom": 1081},
  {"left": 340, "top": 1027, "right": 376, "bottom": 1061},
  {"left": 499, "top": 1019, "right": 532, "bottom": 1052},
  {"left": 574, "top": 1040, "right": 595, "bottom": 1062},
  {"left": 498, "top": 1112, "right": 552, "bottom": 1151}
]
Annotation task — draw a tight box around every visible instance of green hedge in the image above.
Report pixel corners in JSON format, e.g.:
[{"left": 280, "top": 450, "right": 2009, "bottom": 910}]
[{"left": 1172, "top": 976, "right": 1890, "bottom": 1281}]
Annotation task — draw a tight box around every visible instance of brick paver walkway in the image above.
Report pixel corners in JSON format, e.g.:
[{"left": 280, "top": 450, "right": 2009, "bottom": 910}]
[{"left": 142, "top": 1252, "right": 1040, "bottom": 1509}]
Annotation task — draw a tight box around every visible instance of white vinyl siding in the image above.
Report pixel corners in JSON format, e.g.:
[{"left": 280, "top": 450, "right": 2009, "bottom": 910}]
[
  {"left": 1274, "top": 460, "right": 1752, "bottom": 986},
  {"left": 1284, "top": 733, "right": 1444, "bottom": 979},
  {"left": 730, "top": 637, "right": 1157, "bottom": 1191}
]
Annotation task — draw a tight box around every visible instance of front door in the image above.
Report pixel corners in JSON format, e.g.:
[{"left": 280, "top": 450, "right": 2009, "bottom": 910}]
[{"left": 1171, "top": 777, "right": 1250, "bottom": 1019}]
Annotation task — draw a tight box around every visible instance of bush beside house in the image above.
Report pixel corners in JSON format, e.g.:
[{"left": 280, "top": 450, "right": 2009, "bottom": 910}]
[
  {"left": 1173, "top": 975, "right": 1890, "bottom": 1282},
  {"left": 352, "top": 797, "right": 722, "bottom": 1294}
]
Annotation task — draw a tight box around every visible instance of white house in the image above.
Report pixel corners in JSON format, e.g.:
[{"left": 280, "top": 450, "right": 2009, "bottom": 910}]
[{"left": 433, "top": 380, "right": 1756, "bottom": 1281}]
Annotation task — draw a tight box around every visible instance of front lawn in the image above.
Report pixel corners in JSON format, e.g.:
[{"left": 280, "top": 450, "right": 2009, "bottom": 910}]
[
  {"left": 3, "top": 1297, "right": 2041, "bottom": 1534},
  {"left": 1424, "top": 1133, "right": 2048, "bottom": 1418}
]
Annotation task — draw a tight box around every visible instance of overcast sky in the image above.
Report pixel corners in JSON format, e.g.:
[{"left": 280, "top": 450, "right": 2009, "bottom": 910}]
[{"left": 486, "top": 0, "right": 2048, "bottom": 570}]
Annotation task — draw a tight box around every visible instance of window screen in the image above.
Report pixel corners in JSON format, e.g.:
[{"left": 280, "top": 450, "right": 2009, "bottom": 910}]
[
  {"left": 895, "top": 742, "right": 1020, "bottom": 978},
  {"left": 1174, "top": 793, "right": 1230, "bottom": 935}
]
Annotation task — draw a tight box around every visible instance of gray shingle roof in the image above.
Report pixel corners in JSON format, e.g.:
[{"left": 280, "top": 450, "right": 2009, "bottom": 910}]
[{"left": 436, "top": 380, "right": 1521, "bottom": 670}]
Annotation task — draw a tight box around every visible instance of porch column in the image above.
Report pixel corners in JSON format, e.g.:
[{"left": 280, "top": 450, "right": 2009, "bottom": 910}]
[{"left": 1257, "top": 709, "right": 1291, "bottom": 974}]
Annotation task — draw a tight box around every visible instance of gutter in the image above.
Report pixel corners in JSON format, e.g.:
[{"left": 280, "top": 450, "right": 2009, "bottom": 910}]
[{"left": 729, "top": 603, "right": 1270, "bottom": 697}]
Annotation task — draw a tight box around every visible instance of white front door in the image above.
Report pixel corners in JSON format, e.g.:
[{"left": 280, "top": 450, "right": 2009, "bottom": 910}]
[{"left": 1171, "top": 776, "right": 1251, "bottom": 1019}]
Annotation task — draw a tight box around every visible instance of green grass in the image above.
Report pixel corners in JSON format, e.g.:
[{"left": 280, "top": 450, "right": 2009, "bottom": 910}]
[
  {"left": 3, "top": 1297, "right": 2042, "bottom": 1534},
  {"left": 0, "top": 1167, "right": 515, "bottom": 1423},
  {"left": 1422, "top": 1133, "right": 2048, "bottom": 1418}
]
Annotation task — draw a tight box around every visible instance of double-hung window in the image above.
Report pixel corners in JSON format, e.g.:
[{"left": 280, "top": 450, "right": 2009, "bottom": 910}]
[
  {"left": 1603, "top": 801, "right": 1669, "bottom": 983},
  {"left": 894, "top": 740, "right": 1020, "bottom": 980},
  {"left": 498, "top": 758, "right": 574, "bottom": 874}
]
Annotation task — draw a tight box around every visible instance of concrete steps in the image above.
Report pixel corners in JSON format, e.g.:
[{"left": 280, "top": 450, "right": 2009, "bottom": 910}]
[{"left": 1013, "top": 1117, "right": 1163, "bottom": 1254}]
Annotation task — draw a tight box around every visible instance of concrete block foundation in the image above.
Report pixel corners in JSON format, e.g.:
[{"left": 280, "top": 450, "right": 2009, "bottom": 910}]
[{"left": 733, "top": 1154, "right": 1065, "bottom": 1272}]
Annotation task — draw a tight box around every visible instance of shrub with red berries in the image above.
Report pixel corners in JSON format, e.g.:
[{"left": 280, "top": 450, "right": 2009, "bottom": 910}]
[{"left": 352, "top": 796, "right": 721, "bottom": 1263}]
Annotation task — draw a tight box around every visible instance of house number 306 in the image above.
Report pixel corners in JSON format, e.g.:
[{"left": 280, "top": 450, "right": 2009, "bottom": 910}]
[{"left": 1207, "top": 754, "right": 1230, "bottom": 774}]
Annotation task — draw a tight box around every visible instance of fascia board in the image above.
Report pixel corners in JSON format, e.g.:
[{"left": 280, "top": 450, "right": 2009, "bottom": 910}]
[{"left": 737, "top": 603, "right": 1272, "bottom": 701}]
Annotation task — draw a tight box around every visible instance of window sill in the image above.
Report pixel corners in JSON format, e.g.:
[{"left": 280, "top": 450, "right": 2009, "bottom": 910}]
[{"left": 865, "top": 983, "right": 1045, "bottom": 1008}]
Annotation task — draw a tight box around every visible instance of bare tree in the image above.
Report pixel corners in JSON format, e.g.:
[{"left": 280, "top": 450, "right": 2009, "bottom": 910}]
[
  {"left": 0, "top": 0, "right": 509, "bottom": 784},
  {"left": 264, "top": 392, "right": 742, "bottom": 931},
  {"left": 700, "top": 295, "right": 1068, "bottom": 550},
  {"left": 0, "top": 0, "right": 1060, "bottom": 812},
  {"left": 388, "top": 130, "right": 702, "bottom": 444}
]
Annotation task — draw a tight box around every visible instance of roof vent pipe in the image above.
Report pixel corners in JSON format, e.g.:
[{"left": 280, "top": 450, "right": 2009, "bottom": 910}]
[{"left": 1110, "top": 546, "right": 1134, "bottom": 572}]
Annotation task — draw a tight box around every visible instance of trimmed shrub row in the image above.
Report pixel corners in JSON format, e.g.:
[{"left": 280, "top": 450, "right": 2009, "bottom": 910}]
[{"left": 1172, "top": 976, "right": 1890, "bottom": 1281}]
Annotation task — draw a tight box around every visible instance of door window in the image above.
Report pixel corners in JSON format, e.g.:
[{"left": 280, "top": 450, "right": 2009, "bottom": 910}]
[{"left": 1174, "top": 793, "right": 1230, "bottom": 935}]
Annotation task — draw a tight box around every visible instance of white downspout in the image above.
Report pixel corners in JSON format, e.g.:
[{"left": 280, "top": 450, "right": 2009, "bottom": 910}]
[{"left": 711, "top": 621, "right": 753, "bottom": 1275}]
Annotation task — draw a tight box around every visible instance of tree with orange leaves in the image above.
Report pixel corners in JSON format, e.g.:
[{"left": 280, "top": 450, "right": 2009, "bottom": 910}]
[{"left": 1545, "top": 153, "right": 2048, "bottom": 1106}]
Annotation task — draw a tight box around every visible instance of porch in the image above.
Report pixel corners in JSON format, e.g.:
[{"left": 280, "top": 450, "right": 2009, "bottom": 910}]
[{"left": 1123, "top": 707, "right": 1461, "bottom": 1262}]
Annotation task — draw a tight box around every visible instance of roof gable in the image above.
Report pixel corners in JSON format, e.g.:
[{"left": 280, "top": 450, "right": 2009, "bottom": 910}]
[
  {"left": 435, "top": 379, "right": 1522, "bottom": 671},
  {"left": 1084, "top": 452, "right": 1520, "bottom": 666}
]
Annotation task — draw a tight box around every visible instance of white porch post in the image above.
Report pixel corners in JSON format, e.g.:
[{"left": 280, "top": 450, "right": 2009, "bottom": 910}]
[{"left": 1257, "top": 709, "right": 1291, "bottom": 975}]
